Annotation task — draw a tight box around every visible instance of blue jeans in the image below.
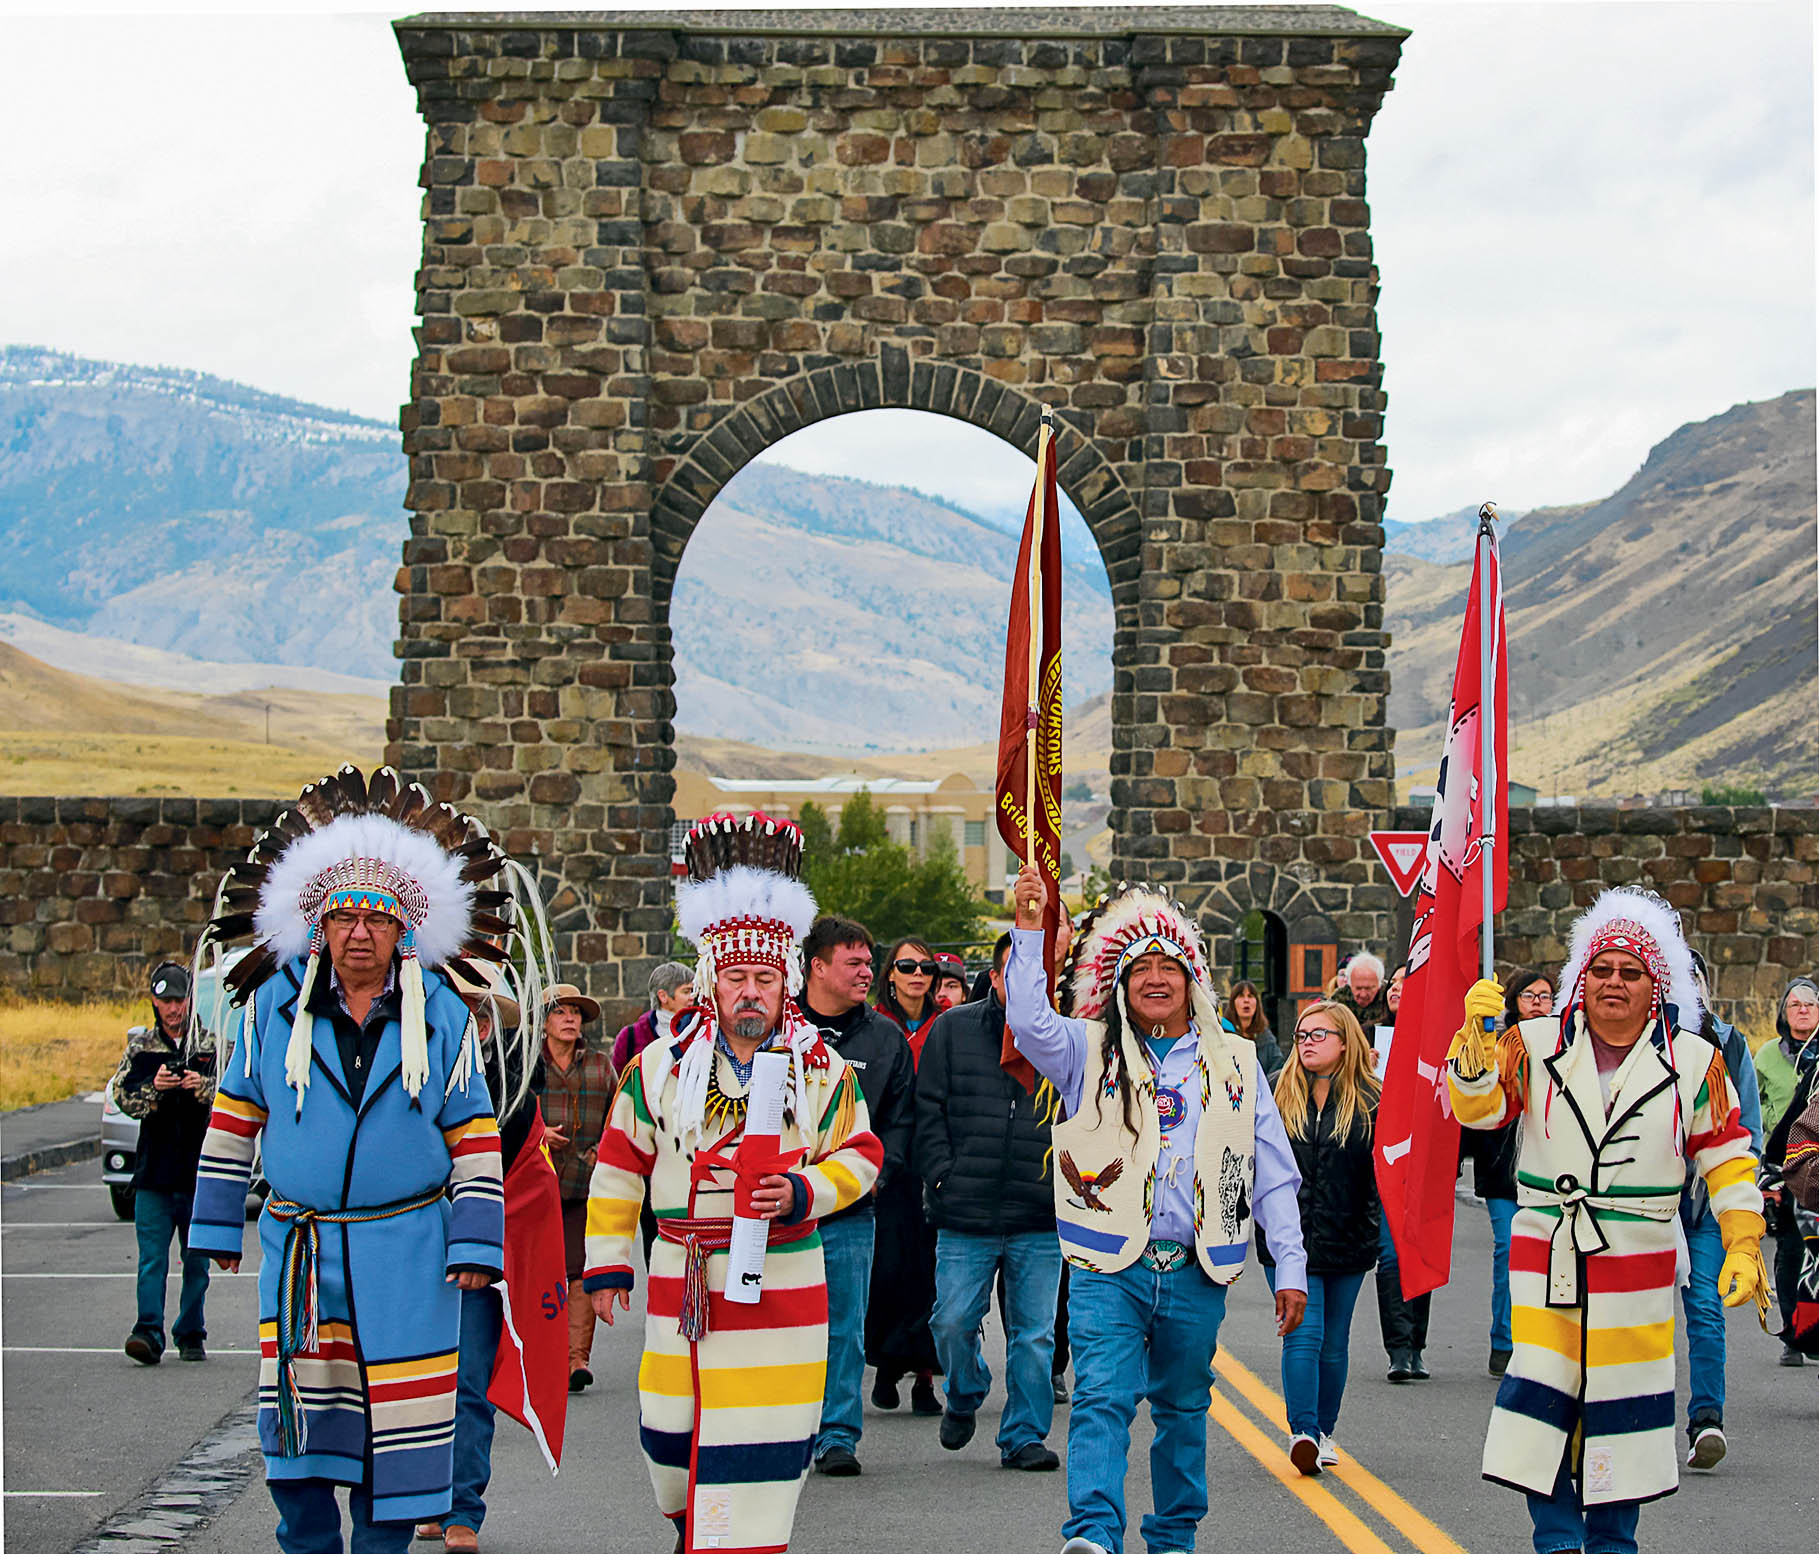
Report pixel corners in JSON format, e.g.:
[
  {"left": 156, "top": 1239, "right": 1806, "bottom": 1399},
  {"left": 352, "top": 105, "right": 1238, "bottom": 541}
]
[
  {"left": 1267, "top": 1268, "right": 1365, "bottom": 1438},
  {"left": 815, "top": 1211, "right": 877, "bottom": 1457},
  {"left": 132, "top": 1187, "right": 209, "bottom": 1355},
  {"left": 1064, "top": 1261, "right": 1229, "bottom": 1554},
  {"left": 269, "top": 1478, "right": 413, "bottom": 1554},
  {"left": 930, "top": 1228, "right": 1059, "bottom": 1456},
  {"left": 1679, "top": 1203, "right": 1726, "bottom": 1425},
  {"left": 449, "top": 1283, "right": 503, "bottom": 1531},
  {"left": 1526, "top": 1453, "right": 1641, "bottom": 1554},
  {"left": 1487, "top": 1198, "right": 1517, "bottom": 1353}
]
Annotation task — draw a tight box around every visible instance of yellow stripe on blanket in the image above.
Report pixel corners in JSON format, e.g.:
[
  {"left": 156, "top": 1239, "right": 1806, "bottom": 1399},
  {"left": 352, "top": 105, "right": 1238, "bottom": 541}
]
[
  {"left": 1513, "top": 1306, "right": 1673, "bottom": 1367},
  {"left": 1703, "top": 1154, "right": 1757, "bottom": 1196},
  {"left": 215, "top": 1094, "right": 268, "bottom": 1123},
  {"left": 641, "top": 1350, "right": 697, "bottom": 1399},
  {"left": 442, "top": 1116, "right": 499, "bottom": 1147},
  {"left": 699, "top": 1360, "right": 828, "bottom": 1411},
  {"left": 818, "top": 1159, "right": 863, "bottom": 1210},
  {"left": 586, "top": 1194, "right": 642, "bottom": 1242},
  {"left": 369, "top": 1352, "right": 459, "bottom": 1383}
]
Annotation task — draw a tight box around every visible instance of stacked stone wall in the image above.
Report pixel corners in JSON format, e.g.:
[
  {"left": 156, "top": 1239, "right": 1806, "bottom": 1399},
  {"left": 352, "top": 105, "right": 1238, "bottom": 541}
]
[
  {"left": 3, "top": 797, "right": 1811, "bottom": 1012},
  {"left": 388, "top": 6, "right": 1411, "bottom": 1019},
  {"left": 0, "top": 797, "right": 280, "bottom": 997},
  {"left": 1391, "top": 803, "right": 1819, "bottom": 1020}
]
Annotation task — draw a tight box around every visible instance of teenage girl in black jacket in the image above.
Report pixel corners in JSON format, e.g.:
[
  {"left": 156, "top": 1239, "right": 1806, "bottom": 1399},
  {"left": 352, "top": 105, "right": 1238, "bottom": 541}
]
[{"left": 1261, "top": 999, "right": 1381, "bottom": 1476}]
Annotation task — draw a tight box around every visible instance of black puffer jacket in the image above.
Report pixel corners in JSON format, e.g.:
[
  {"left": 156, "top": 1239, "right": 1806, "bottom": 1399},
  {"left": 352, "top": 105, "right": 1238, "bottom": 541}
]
[
  {"left": 913, "top": 995, "right": 1054, "bottom": 1235},
  {"left": 1259, "top": 1089, "right": 1380, "bottom": 1276},
  {"left": 796, "top": 995, "right": 917, "bottom": 1223}
]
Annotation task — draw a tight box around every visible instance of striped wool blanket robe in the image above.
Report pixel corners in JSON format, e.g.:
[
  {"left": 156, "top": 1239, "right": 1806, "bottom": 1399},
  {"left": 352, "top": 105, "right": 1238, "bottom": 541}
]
[
  {"left": 1449, "top": 1013, "right": 1760, "bottom": 1507},
  {"left": 584, "top": 1031, "right": 883, "bottom": 1554},
  {"left": 190, "top": 960, "right": 503, "bottom": 1523}
]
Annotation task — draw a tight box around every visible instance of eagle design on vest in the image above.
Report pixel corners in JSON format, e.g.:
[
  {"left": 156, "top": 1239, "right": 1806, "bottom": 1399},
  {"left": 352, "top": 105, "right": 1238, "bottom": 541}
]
[{"left": 1059, "top": 1151, "right": 1124, "bottom": 1213}]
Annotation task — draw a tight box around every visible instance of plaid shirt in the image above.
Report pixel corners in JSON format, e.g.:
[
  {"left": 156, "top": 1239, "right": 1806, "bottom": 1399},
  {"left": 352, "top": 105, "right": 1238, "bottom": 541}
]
[{"left": 539, "top": 1036, "right": 617, "bottom": 1201}]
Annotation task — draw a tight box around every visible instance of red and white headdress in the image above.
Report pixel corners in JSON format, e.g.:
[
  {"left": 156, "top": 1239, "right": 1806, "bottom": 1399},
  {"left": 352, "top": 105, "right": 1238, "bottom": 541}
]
[
  {"left": 1558, "top": 886, "right": 1701, "bottom": 1032},
  {"left": 673, "top": 813, "right": 820, "bottom": 1138},
  {"left": 1070, "top": 885, "right": 1217, "bottom": 1029}
]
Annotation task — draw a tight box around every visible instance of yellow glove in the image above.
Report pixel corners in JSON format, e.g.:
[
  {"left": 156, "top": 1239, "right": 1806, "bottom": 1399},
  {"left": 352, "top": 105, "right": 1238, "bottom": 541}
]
[
  {"left": 1448, "top": 978, "right": 1505, "bottom": 1081},
  {"left": 1717, "top": 1208, "right": 1771, "bottom": 1318}
]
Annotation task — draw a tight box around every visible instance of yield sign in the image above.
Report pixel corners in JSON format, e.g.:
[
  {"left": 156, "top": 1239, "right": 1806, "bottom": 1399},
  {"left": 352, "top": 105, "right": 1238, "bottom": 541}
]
[{"left": 1369, "top": 830, "right": 1431, "bottom": 898}]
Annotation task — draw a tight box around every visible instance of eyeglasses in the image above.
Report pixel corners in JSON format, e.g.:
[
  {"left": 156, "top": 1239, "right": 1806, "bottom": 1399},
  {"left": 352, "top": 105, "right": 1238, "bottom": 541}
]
[
  {"left": 1295, "top": 1028, "right": 1341, "bottom": 1046},
  {"left": 893, "top": 959, "right": 938, "bottom": 976},
  {"left": 1586, "top": 962, "right": 1648, "bottom": 985},
  {"left": 1516, "top": 989, "right": 1553, "bottom": 1009},
  {"left": 324, "top": 909, "right": 400, "bottom": 931}
]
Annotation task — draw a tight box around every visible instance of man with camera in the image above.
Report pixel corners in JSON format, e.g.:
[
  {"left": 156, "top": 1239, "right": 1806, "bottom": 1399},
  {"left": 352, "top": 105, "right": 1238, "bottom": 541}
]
[{"left": 111, "top": 960, "right": 216, "bottom": 1364}]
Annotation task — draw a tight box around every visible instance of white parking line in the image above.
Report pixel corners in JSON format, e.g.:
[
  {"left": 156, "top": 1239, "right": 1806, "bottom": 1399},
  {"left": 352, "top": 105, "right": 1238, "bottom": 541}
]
[
  {"left": 2, "top": 1491, "right": 107, "bottom": 1497},
  {"left": 0, "top": 1222, "right": 131, "bottom": 1229}
]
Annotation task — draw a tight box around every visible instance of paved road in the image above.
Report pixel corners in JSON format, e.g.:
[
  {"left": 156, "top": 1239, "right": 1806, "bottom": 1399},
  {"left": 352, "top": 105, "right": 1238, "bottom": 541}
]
[{"left": 8, "top": 1164, "right": 1817, "bottom": 1553}]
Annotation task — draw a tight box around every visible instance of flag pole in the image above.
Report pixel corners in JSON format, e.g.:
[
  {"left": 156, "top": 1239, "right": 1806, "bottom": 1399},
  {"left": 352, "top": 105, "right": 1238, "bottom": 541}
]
[
  {"left": 1476, "top": 500, "right": 1499, "bottom": 992},
  {"left": 1025, "top": 407, "right": 1053, "bottom": 865}
]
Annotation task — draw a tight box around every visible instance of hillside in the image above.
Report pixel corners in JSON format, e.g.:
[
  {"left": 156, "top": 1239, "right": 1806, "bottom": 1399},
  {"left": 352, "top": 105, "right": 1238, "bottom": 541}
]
[
  {"left": 0, "top": 642, "right": 386, "bottom": 796},
  {"left": 1386, "top": 390, "right": 1816, "bottom": 797},
  {"left": 2, "top": 347, "right": 1112, "bottom": 752}
]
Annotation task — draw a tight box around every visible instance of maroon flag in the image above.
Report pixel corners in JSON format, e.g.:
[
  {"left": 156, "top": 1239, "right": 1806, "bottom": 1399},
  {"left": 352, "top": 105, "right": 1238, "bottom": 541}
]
[
  {"left": 995, "top": 412, "right": 1062, "bottom": 1088},
  {"left": 487, "top": 1107, "right": 569, "bottom": 1470},
  {"left": 1374, "top": 529, "right": 1508, "bottom": 1298}
]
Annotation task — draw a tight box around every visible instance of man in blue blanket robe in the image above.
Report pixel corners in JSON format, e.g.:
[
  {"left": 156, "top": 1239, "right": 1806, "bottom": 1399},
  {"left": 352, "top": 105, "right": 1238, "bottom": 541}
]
[{"left": 189, "top": 774, "right": 511, "bottom": 1554}]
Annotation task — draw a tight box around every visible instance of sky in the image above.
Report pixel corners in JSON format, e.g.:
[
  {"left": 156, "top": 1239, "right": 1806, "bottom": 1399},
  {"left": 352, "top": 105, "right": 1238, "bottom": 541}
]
[{"left": 2, "top": 0, "right": 1812, "bottom": 529}]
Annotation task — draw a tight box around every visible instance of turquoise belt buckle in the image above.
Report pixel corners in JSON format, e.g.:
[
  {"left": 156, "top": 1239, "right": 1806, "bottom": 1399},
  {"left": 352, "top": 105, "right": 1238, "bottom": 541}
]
[{"left": 1140, "top": 1239, "right": 1190, "bottom": 1273}]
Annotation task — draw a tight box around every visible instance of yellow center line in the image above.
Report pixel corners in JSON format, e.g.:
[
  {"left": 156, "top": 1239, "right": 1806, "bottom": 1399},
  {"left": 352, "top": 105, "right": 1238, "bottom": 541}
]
[
  {"left": 1213, "top": 1350, "right": 1473, "bottom": 1554},
  {"left": 1205, "top": 1386, "right": 1401, "bottom": 1554}
]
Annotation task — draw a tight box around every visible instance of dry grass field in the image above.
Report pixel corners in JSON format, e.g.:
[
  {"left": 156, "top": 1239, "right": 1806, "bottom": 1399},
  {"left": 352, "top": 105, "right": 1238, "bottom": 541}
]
[
  {"left": 0, "top": 642, "right": 385, "bottom": 795},
  {"left": 0, "top": 995, "right": 141, "bottom": 1109}
]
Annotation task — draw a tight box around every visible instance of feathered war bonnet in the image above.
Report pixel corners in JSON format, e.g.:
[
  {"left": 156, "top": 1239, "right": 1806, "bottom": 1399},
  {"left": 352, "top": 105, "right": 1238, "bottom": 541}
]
[
  {"left": 672, "top": 812, "right": 820, "bottom": 1140},
  {"left": 1069, "top": 884, "right": 1222, "bottom": 1038},
  {"left": 199, "top": 765, "right": 554, "bottom": 1117}
]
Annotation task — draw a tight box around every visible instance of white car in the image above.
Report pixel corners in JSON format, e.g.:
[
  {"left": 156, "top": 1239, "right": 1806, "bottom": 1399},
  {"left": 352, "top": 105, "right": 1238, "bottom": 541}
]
[{"left": 101, "top": 954, "right": 264, "bottom": 1221}]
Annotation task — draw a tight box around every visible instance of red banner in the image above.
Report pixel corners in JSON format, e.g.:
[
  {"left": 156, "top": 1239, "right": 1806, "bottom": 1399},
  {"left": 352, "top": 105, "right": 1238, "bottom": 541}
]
[
  {"left": 995, "top": 416, "right": 1063, "bottom": 1089},
  {"left": 1374, "top": 530, "right": 1508, "bottom": 1298},
  {"left": 488, "top": 1106, "right": 569, "bottom": 1471}
]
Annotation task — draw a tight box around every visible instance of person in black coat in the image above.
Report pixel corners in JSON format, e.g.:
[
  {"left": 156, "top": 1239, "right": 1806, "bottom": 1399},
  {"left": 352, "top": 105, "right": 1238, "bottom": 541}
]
[
  {"left": 795, "top": 917, "right": 918, "bottom": 1478},
  {"left": 914, "top": 936, "right": 1061, "bottom": 1471},
  {"left": 1261, "top": 999, "right": 1381, "bottom": 1474}
]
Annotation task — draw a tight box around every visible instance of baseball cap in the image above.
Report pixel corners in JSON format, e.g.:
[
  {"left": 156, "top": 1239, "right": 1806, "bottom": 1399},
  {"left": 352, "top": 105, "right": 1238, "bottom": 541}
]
[{"left": 149, "top": 962, "right": 191, "bottom": 1000}]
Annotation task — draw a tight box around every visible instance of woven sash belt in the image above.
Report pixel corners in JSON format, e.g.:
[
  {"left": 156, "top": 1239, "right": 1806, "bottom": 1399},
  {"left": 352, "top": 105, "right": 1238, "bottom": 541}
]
[
  {"left": 265, "top": 1186, "right": 448, "bottom": 1455},
  {"left": 657, "top": 1214, "right": 819, "bottom": 1341},
  {"left": 1525, "top": 1180, "right": 1676, "bottom": 1309}
]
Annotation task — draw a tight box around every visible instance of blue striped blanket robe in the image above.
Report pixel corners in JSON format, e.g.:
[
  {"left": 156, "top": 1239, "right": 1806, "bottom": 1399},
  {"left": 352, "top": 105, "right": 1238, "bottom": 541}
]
[{"left": 189, "top": 959, "right": 504, "bottom": 1523}]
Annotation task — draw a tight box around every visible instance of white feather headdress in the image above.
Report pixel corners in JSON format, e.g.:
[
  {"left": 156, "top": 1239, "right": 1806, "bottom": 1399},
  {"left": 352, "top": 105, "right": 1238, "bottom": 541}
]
[
  {"left": 1558, "top": 886, "right": 1701, "bottom": 1030},
  {"left": 1070, "top": 886, "right": 1213, "bottom": 1023},
  {"left": 672, "top": 813, "right": 819, "bottom": 1139}
]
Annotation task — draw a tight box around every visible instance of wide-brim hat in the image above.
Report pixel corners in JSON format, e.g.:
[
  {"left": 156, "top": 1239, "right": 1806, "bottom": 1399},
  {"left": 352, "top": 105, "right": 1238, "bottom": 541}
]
[
  {"left": 443, "top": 958, "right": 522, "bottom": 1030},
  {"left": 542, "top": 982, "right": 601, "bottom": 1023}
]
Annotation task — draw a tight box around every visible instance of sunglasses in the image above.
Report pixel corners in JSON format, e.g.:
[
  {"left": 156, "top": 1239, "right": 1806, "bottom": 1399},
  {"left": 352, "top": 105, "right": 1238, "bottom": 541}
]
[
  {"left": 1295, "top": 1027, "right": 1341, "bottom": 1046},
  {"left": 1586, "top": 962, "right": 1648, "bottom": 985},
  {"left": 893, "top": 959, "right": 939, "bottom": 976}
]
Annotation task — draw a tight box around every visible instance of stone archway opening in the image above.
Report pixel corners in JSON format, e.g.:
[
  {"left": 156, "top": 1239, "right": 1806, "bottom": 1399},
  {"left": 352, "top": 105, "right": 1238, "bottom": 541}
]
[{"left": 664, "top": 402, "right": 1120, "bottom": 905}]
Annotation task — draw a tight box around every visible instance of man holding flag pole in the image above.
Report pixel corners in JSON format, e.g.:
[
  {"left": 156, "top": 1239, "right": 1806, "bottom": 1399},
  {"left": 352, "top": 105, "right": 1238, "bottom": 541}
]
[
  {"left": 1000, "top": 408, "right": 1309, "bottom": 1554},
  {"left": 1381, "top": 505, "right": 1770, "bottom": 1553}
]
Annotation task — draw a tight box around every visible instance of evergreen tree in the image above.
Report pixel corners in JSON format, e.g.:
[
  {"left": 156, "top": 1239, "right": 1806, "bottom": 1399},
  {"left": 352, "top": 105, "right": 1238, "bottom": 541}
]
[{"left": 798, "top": 791, "right": 986, "bottom": 945}]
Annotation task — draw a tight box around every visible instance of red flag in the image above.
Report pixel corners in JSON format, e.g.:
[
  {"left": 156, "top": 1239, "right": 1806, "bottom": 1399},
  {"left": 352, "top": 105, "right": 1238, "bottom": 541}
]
[
  {"left": 1374, "top": 530, "right": 1508, "bottom": 1299},
  {"left": 487, "top": 1106, "right": 569, "bottom": 1470},
  {"left": 995, "top": 414, "right": 1063, "bottom": 1089}
]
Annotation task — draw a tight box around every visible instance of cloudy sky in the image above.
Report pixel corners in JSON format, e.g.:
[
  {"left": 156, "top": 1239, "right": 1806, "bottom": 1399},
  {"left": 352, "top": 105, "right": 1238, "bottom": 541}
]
[{"left": 2, "top": 0, "right": 1811, "bottom": 529}]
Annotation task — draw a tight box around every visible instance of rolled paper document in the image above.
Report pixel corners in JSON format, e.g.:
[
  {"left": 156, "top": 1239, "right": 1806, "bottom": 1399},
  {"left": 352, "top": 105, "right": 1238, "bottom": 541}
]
[{"left": 723, "top": 1048, "right": 792, "bottom": 1305}]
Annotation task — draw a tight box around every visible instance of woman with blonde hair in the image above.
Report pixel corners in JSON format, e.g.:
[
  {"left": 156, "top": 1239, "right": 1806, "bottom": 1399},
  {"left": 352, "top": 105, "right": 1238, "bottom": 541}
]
[{"left": 1260, "top": 999, "right": 1382, "bottom": 1476}]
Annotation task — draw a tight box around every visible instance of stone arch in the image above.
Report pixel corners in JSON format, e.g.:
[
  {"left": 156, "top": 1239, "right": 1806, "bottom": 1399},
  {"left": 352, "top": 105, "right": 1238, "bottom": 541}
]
[{"left": 646, "top": 351, "right": 1142, "bottom": 622}]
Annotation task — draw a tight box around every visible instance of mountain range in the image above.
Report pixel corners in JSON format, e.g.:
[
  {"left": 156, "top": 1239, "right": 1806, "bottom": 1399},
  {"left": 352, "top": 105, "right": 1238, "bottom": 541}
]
[{"left": 2, "top": 347, "right": 1812, "bottom": 794}]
